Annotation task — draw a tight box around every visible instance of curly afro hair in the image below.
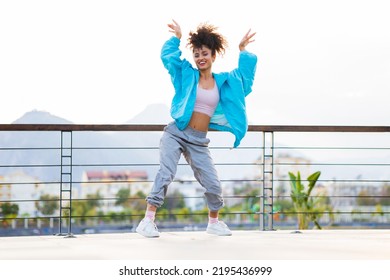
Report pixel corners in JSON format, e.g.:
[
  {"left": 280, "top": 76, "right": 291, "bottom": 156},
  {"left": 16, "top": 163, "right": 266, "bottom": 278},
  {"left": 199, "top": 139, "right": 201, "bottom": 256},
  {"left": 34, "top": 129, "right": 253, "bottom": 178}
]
[{"left": 187, "top": 23, "right": 228, "bottom": 56}]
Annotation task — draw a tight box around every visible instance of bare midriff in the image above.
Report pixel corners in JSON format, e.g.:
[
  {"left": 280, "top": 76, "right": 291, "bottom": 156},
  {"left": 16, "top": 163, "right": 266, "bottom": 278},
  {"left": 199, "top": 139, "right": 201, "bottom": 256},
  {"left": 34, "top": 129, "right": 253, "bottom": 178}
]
[{"left": 188, "top": 111, "right": 211, "bottom": 132}]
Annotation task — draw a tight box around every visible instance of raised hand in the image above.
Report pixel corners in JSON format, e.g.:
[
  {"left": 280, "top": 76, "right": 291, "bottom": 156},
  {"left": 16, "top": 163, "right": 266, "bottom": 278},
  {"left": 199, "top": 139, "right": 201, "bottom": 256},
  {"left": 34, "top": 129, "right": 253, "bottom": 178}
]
[
  {"left": 239, "top": 29, "right": 256, "bottom": 51},
  {"left": 167, "top": 19, "right": 182, "bottom": 40}
]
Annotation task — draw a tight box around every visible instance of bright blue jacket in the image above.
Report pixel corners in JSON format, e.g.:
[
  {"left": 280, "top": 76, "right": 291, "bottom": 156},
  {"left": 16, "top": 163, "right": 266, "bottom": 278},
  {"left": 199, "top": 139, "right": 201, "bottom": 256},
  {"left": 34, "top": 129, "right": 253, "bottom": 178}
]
[{"left": 161, "top": 36, "right": 257, "bottom": 148}]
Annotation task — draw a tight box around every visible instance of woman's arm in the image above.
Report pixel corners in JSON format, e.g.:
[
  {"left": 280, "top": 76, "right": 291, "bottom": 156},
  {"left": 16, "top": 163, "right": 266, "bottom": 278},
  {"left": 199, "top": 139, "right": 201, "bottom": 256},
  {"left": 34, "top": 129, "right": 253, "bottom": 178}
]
[
  {"left": 235, "top": 29, "right": 258, "bottom": 96},
  {"left": 161, "top": 20, "right": 184, "bottom": 78}
]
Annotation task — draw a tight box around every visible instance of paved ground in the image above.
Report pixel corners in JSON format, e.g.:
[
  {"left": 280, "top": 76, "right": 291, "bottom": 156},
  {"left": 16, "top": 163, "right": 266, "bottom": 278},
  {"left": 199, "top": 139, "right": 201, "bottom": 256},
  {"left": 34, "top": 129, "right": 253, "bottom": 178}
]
[{"left": 1, "top": 229, "right": 389, "bottom": 260}]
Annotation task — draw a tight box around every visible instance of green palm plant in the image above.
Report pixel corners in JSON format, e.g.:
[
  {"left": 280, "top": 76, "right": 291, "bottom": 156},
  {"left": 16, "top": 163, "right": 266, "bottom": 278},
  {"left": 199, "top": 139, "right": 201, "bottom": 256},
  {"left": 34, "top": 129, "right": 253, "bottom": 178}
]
[{"left": 289, "top": 171, "right": 322, "bottom": 230}]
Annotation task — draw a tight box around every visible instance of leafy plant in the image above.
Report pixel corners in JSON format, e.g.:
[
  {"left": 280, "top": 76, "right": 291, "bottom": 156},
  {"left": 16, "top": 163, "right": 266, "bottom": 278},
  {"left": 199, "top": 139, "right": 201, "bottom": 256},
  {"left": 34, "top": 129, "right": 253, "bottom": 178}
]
[
  {"left": 289, "top": 171, "right": 322, "bottom": 230},
  {"left": 0, "top": 202, "right": 19, "bottom": 227}
]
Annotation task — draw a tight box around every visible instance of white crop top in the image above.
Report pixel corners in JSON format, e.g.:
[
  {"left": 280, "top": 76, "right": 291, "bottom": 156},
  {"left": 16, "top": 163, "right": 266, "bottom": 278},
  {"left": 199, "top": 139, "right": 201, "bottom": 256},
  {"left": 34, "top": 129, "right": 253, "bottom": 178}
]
[{"left": 194, "top": 83, "right": 220, "bottom": 117}]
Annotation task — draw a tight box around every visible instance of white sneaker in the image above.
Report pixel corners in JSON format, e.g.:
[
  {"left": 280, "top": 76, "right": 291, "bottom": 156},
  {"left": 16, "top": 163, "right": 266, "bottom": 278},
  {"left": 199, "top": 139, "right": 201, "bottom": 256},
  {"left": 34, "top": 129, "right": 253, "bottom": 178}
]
[
  {"left": 136, "top": 217, "right": 160, "bottom": 238},
  {"left": 206, "top": 221, "right": 232, "bottom": 236}
]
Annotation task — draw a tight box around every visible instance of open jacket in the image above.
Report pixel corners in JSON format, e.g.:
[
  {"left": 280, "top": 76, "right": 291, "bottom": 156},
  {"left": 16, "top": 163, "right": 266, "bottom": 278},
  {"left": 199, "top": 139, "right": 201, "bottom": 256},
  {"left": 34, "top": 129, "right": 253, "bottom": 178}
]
[{"left": 161, "top": 36, "right": 257, "bottom": 148}]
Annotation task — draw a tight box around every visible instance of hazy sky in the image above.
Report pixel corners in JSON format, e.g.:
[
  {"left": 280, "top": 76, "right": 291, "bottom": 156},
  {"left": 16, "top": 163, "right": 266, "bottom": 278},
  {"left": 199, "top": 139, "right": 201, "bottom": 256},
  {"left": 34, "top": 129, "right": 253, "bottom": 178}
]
[{"left": 1, "top": 0, "right": 389, "bottom": 125}]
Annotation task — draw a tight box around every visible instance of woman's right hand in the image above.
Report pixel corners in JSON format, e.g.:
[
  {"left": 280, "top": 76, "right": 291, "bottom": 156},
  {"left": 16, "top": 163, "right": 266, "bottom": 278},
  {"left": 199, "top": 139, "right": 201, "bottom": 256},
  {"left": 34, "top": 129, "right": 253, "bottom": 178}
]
[{"left": 167, "top": 19, "right": 182, "bottom": 40}]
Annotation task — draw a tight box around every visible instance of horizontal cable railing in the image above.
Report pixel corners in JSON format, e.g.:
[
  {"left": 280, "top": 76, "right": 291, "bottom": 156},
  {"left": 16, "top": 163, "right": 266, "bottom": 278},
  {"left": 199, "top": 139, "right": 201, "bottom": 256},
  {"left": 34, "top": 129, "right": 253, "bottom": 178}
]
[{"left": 0, "top": 124, "right": 389, "bottom": 236}]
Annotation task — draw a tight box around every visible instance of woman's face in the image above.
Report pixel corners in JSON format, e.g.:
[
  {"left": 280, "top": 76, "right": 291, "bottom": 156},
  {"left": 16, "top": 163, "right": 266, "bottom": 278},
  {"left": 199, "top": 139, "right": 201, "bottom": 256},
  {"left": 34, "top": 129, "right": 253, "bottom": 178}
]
[{"left": 192, "top": 45, "right": 215, "bottom": 71}]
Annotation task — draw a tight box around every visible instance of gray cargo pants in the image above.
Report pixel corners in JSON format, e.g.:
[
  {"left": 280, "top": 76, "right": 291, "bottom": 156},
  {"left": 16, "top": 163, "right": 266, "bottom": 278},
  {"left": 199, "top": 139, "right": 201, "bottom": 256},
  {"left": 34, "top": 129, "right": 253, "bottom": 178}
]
[{"left": 146, "top": 122, "right": 224, "bottom": 211}]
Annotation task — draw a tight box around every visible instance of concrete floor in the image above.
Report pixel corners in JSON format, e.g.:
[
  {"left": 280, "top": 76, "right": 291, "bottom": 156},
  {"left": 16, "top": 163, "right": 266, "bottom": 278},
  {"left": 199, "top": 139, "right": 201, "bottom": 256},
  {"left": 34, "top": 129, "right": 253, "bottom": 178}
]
[{"left": 1, "top": 229, "right": 389, "bottom": 260}]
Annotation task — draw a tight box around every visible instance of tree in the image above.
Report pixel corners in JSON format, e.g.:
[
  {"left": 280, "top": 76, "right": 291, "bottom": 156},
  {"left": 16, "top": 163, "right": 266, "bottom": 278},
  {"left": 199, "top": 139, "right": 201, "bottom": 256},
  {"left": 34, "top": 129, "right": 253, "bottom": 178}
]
[
  {"left": 378, "top": 184, "right": 390, "bottom": 206},
  {"left": 130, "top": 190, "right": 147, "bottom": 211},
  {"left": 35, "top": 194, "right": 59, "bottom": 215},
  {"left": 115, "top": 188, "right": 146, "bottom": 212},
  {"left": 1, "top": 202, "right": 19, "bottom": 227},
  {"left": 159, "top": 190, "right": 186, "bottom": 221},
  {"left": 72, "top": 192, "right": 102, "bottom": 225},
  {"left": 356, "top": 190, "right": 377, "bottom": 206},
  {"left": 0, "top": 203, "right": 19, "bottom": 216},
  {"left": 160, "top": 190, "right": 186, "bottom": 211},
  {"left": 115, "top": 188, "right": 131, "bottom": 208},
  {"left": 176, "top": 207, "right": 191, "bottom": 222}
]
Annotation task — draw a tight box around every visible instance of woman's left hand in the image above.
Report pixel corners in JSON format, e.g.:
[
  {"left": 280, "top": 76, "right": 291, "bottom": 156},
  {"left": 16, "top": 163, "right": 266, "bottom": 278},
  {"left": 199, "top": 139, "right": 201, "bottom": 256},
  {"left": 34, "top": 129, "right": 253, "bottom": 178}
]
[
  {"left": 239, "top": 29, "right": 256, "bottom": 51},
  {"left": 167, "top": 19, "right": 182, "bottom": 40}
]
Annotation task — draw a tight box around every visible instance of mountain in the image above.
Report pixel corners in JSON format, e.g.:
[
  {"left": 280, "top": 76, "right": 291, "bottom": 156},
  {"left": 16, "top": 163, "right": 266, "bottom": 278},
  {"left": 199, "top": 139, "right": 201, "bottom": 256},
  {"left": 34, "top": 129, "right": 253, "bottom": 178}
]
[
  {"left": 126, "top": 103, "right": 172, "bottom": 124},
  {"left": 12, "top": 110, "right": 73, "bottom": 124}
]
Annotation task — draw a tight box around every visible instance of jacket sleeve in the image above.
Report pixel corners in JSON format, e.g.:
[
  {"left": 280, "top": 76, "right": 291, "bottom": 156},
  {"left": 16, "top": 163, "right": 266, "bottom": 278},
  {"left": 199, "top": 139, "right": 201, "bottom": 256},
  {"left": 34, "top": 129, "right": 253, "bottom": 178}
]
[
  {"left": 160, "top": 36, "right": 183, "bottom": 79},
  {"left": 235, "top": 50, "right": 258, "bottom": 97}
]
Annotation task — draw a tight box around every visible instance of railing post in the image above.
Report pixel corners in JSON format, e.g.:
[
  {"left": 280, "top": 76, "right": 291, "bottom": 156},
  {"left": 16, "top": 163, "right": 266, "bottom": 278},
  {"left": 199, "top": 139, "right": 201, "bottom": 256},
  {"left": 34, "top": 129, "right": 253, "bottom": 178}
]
[
  {"left": 57, "top": 130, "right": 75, "bottom": 238},
  {"left": 260, "top": 131, "right": 275, "bottom": 231}
]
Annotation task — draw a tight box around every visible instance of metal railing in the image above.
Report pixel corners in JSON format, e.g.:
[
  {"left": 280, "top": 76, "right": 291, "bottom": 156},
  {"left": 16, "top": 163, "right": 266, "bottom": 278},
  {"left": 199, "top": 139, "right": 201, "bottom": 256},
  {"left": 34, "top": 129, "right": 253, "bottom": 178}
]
[{"left": 0, "top": 124, "right": 389, "bottom": 236}]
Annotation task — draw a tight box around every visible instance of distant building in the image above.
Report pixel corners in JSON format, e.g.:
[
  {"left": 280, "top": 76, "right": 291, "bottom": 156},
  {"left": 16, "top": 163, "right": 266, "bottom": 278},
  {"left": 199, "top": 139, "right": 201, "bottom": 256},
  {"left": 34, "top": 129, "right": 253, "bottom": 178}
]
[
  {"left": 327, "top": 180, "right": 382, "bottom": 208},
  {"left": 169, "top": 176, "right": 206, "bottom": 211},
  {"left": 0, "top": 172, "right": 60, "bottom": 217},
  {"left": 81, "top": 170, "right": 150, "bottom": 212},
  {"left": 274, "top": 152, "right": 313, "bottom": 197},
  {"left": 253, "top": 152, "right": 313, "bottom": 197},
  {"left": 168, "top": 175, "right": 240, "bottom": 211},
  {"left": 0, "top": 175, "right": 11, "bottom": 202}
]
